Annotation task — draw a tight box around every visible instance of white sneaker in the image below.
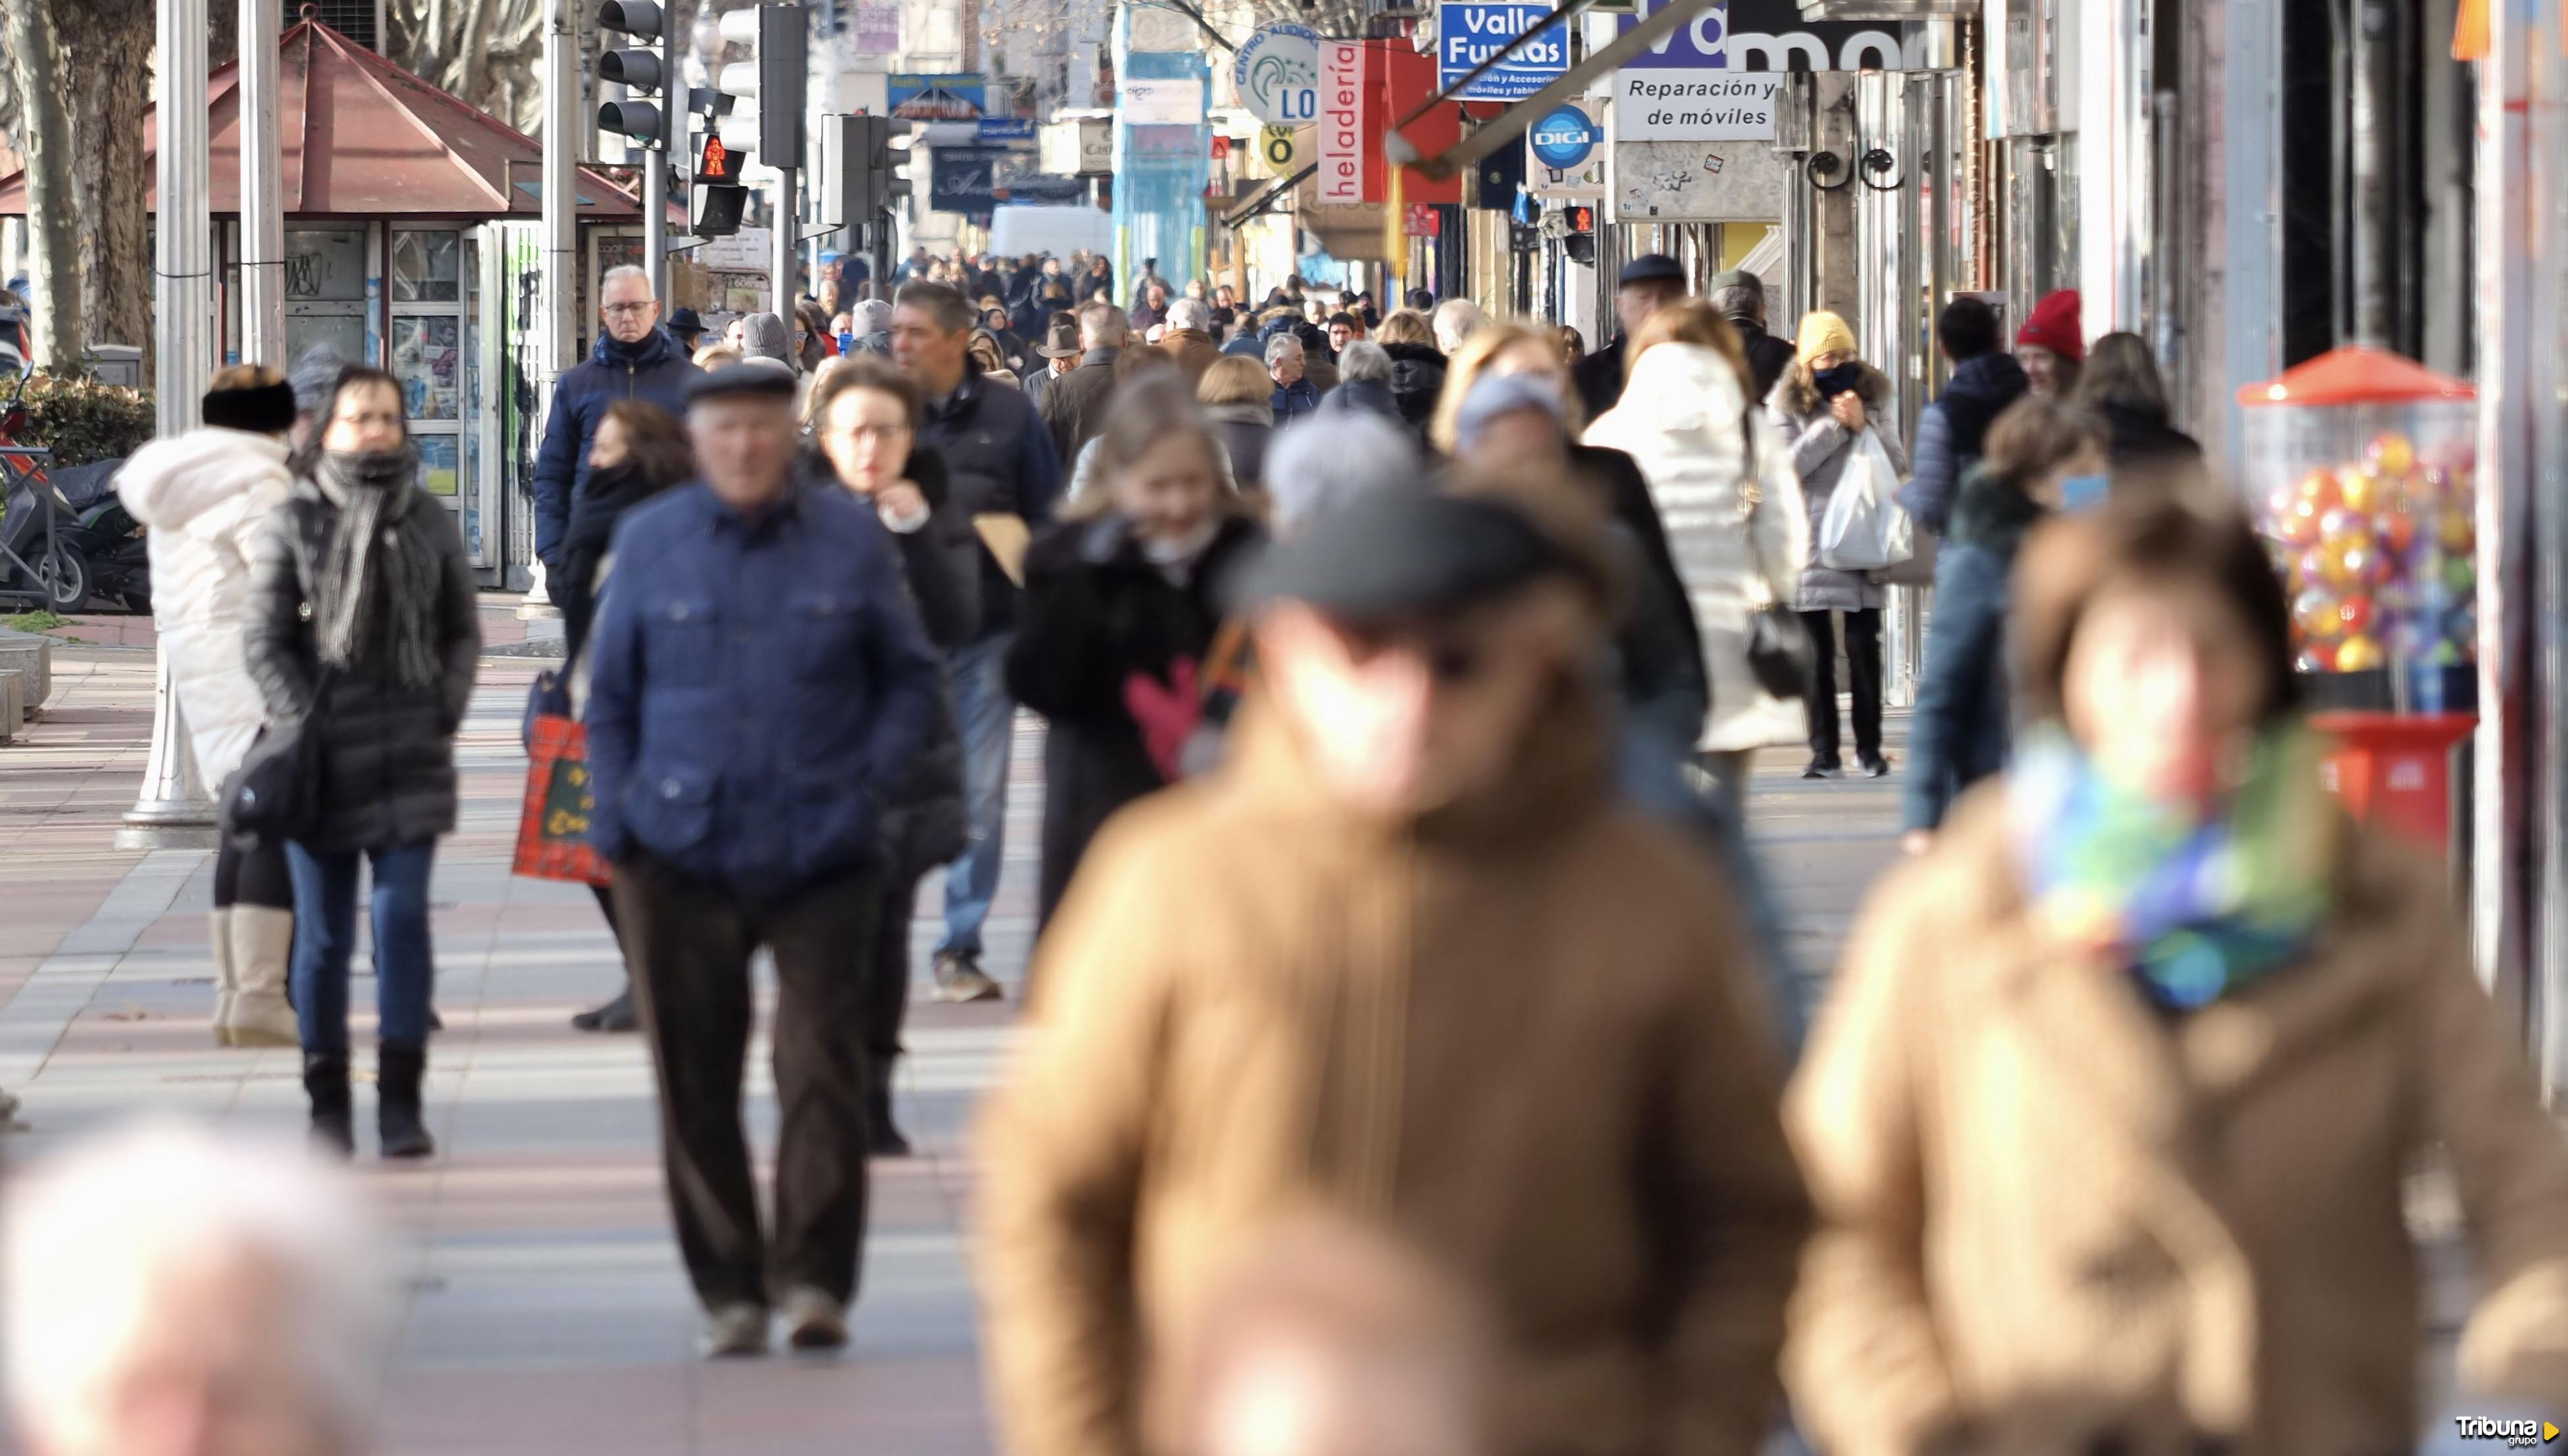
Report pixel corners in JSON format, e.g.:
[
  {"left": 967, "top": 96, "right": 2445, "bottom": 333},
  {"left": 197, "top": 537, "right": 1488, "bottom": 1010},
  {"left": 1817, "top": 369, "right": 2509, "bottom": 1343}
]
[
  {"left": 700, "top": 1301, "right": 769, "bottom": 1358},
  {"left": 781, "top": 1286, "right": 848, "bottom": 1351}
]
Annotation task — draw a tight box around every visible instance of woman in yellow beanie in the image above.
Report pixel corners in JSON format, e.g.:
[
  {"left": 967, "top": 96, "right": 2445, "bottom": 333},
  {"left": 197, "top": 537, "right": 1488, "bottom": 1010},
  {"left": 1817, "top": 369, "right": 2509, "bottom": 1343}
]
[{"left": 1767, "top": 310, "right": 1906, "bottom": 779}]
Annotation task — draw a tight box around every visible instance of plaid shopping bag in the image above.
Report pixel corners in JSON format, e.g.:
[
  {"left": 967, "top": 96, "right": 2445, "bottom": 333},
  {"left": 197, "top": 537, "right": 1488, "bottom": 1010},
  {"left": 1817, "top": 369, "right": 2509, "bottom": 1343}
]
[{"left": 514, "top": 713, "right": 612, "bottom": 886}]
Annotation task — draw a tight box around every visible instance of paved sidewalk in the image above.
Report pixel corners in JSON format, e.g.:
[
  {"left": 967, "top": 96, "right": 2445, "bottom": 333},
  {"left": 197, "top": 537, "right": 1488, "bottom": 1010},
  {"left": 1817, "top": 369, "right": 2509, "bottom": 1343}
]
[{"left": 18, "top": 646, "right": 2483, "bottom": 1451}]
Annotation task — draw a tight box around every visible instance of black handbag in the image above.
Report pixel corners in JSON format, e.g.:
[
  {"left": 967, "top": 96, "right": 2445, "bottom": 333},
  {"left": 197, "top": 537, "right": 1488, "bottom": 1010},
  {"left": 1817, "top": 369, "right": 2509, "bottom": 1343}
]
[
  {"left": 222, "top": 673, "right": 329, "bottom": 852},
  {"left": 1737, "top": 406, "right": 1815, "bottom": 701}
]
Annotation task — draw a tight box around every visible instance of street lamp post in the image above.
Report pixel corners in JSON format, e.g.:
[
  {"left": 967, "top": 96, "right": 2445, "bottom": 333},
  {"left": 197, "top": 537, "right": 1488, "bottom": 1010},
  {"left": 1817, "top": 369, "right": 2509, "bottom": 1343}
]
[
  {"left": 239, "top": 0, "right": 286, "bottom": 366},
  {"left": 123, "top": 0, "right": 220, "bottom": 850}
]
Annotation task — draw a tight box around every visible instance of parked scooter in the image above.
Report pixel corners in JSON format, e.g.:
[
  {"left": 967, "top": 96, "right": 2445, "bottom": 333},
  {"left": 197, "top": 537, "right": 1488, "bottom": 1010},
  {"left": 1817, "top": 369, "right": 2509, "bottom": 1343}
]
[{"left": 51, "top": 459, "right": 147, "bottom": 614}]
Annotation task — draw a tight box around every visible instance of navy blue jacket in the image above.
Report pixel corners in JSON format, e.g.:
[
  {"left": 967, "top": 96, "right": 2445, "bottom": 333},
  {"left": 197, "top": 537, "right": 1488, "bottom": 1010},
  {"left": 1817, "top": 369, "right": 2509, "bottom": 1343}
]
[
  {"left": 1902, "top": 469, "right": 2046, "bottom": 834},
  {"left": 585, "top": 482, "right": 944, "bottom": 896},
  {"left": 532, "top": 326, "right": 698, "bottom": 566},
  {"left": 1897, "top": 352, "right": 2029, "bottom": 537},
  {"left": 1270, "top": 377, "right": 1320, "bottom": 426}
]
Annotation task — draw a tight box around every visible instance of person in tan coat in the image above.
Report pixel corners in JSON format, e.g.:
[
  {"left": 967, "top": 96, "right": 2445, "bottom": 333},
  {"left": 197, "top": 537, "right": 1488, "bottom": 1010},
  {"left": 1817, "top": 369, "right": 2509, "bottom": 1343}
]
[
  {"left": 977, "top": 482, "right": 1811, "bottom": 1456},
  {"left": 1787, "top": 493, "right": 2568, "bottom": 1456}
]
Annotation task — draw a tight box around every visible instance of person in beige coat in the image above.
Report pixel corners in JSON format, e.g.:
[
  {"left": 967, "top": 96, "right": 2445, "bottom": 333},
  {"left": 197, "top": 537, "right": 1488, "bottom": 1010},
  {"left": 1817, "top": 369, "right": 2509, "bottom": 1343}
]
[
  {"left": 977, "top": 483, "right": 1810, "bottom": 1456},
  {"left": 1786, "top": 493, "right": 2568, "bottom": 1456}
]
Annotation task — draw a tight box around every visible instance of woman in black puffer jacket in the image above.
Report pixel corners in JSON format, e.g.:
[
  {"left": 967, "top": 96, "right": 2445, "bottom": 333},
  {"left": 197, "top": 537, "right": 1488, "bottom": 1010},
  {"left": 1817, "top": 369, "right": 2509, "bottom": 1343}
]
[
  {"left": 810, "top": 354, "right": 975, "bottom": 1157},
  {"left": 244, "top": 366, "right": 481, "bottom": 1161},
  {"left": 1374, "top": 310, "right": 1448, "bottom": 443}
]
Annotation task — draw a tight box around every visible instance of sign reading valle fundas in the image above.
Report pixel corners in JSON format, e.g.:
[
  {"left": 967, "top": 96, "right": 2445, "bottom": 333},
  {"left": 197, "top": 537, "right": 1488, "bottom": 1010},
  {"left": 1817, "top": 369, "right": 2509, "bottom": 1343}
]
[
  {"left": 1524, "top": 98, "right": 1606, "bottom": 199},
  {"left": 1610, "top": 0, "right": 1902, "bottom": 142},
  {"left": 1436, "top": 2, "right": 1570, "bottom": 101},
  {"left": 1234, "top": 23, "right": 1321, "bottom": 125}
]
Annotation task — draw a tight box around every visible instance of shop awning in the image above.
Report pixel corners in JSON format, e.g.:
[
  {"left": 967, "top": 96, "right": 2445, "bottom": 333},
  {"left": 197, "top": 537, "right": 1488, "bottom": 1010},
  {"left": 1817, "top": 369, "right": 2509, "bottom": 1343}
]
[{"left": 0, "top": 17, "right": 640, "bottom": 220}]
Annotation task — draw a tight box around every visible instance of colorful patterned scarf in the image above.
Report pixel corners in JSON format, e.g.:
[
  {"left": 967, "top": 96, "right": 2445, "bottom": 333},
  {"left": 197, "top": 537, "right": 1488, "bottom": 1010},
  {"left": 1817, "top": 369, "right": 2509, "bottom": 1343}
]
[{"left": 2010, "top": 725, "right": 2335, "bottom": 1013}]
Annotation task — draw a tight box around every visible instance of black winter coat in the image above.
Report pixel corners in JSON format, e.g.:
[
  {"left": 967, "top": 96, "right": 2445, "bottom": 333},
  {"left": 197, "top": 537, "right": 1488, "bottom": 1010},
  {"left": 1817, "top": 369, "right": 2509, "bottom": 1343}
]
[
  {"left": 1569, "top": 442, "right": 1711, "bottom": 748},
  {"left": 2096, "top": 397, "right": 2205, "bottom": 475},
  {"left": 243, "top": 482, "right": 481, "bottom": 852},
  {"left": 862, "top": 447, "right": 975, "bottom": 878},
  {"left": 1730, "top": 320, "right": 1799, "bottom": 404},
  {"left": 1380, "top": 341, "right": 1447, "bottom": 439},
  {"left": 1006, "top": 513, "right": 1265, "bottom": 928}
]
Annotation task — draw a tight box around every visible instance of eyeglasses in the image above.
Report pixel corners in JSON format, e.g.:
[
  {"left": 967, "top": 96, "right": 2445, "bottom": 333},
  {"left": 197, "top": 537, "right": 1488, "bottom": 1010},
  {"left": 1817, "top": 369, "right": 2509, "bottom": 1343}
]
[
  {"left": 829, "top": 422, "right": 912, "bottom": 443},
  {"left": 602, "top": 301, "right": 655, "bottom": 317}
]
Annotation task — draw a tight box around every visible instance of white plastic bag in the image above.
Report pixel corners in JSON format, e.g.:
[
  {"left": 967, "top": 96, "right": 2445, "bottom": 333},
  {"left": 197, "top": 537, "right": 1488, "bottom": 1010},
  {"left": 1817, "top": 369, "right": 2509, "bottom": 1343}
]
[{"left": 1817, "top": 429, "right": 1914, "bottom": 572}]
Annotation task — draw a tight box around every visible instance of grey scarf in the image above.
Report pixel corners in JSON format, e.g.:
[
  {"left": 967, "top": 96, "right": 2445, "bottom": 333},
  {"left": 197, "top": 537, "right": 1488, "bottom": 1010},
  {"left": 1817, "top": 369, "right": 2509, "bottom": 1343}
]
[{"left": 309, "top": 446, "right": 441, "bottom": 689}]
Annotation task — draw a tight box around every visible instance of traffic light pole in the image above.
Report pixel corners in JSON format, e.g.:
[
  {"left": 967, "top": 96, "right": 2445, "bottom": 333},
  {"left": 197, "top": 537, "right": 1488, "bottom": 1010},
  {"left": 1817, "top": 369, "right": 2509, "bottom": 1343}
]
[
  {"left": 772, "top": 166, "right": 798, "bottom": 313},
  {"left": 645, "top": 144, "right": 669, "bottom": 304}
]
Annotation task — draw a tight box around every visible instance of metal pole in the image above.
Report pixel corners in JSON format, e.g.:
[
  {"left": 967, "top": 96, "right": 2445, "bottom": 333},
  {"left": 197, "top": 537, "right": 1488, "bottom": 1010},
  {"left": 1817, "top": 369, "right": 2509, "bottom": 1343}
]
[
  {"left": 644, "top": 150, "right": 669, "bottom": 304},
  {"left": 238, "top": 0, "right": 285, "bottom": 366},
  {"left": 773, "top": 166, "right": 797, "bottom": 311},
  {"left": 124, "top": 0, "right": 220, "bottom": 848},
  {"left": 529, "top": 0, "right": 581, "bottom": 608},
  {"left": 2345, "top": 0, "right": 2396, "bottom": 348}
]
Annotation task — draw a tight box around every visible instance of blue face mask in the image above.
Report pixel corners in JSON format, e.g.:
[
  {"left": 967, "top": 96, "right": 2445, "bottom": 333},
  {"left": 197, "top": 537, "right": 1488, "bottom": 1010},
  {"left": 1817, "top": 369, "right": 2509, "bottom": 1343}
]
[
  {"left": 838, "top": 331, "right": 857, "bottom": 354},
  {"left": 2058, "top": 473, "right": 2110, "bottom": 512},
  {"left": 1813, "top": 362, "right": 1865, "bottom": 400}
]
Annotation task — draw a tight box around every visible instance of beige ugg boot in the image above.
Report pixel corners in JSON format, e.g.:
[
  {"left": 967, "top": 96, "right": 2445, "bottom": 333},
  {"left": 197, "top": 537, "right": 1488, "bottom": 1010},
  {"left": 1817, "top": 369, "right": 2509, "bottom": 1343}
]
[
  {"left": 208, "top": 908, "right": 239, "bottom": 1046},
  {"left": 225, "top": 906, "right": 301, "bottom": 1048}
]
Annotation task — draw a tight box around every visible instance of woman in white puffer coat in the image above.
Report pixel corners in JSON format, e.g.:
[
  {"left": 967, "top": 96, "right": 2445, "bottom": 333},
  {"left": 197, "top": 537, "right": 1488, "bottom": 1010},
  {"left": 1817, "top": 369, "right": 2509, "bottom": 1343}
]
[
  {"left": 118, "top": 364, "right": 301, "bottom": 1046},
  {"left": 1583, "top": 299, "right": 1811, "bottom": 819}
]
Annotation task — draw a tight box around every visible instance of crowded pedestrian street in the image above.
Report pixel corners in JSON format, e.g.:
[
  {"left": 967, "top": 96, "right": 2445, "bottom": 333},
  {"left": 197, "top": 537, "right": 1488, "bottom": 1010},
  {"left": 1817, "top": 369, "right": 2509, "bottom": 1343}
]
[{"left": 0, "top": 635, "right": 1941, "bottom": 1454}]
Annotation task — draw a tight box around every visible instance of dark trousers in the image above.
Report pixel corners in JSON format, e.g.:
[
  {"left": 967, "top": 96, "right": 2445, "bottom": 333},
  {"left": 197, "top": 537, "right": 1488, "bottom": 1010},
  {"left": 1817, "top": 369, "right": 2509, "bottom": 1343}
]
[
  {"left": 213, "top": 835, "right": 293, "bottom": 911},
  {"left": 866, "top": 872, "right": 923, "bottom": 1067},
  {"left": 612, "top": 851, "right": 887, "bottom": 1311},
  {"left": 1798, "top": 607, "right": 1883, "bottom": 762}
]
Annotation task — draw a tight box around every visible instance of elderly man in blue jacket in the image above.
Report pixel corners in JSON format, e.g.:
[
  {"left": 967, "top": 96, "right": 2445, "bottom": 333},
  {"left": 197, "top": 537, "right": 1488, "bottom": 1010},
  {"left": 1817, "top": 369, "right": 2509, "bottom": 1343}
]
[
  {"left": 530, "top": 265, "right": 698, "bottom": 572},
  {"left": 586, "top": 363, "right": 944, "bottom": 1361}
]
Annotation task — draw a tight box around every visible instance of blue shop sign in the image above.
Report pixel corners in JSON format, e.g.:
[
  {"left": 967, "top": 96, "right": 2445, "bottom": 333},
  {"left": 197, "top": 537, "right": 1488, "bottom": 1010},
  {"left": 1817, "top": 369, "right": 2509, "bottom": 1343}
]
[{"left": 1438, "top": 1, "right": 1570, "bottom": 101}]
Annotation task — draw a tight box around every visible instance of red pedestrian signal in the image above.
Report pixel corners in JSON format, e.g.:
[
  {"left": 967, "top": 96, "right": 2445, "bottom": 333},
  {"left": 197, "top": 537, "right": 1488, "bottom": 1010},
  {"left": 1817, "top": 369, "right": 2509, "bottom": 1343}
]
[{"left": 1568, "top": 205, "right": 1594, "bottom": 233}]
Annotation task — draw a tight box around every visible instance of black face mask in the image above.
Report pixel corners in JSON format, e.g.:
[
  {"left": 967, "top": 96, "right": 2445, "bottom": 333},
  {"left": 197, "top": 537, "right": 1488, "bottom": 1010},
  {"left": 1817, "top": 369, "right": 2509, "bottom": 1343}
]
[
  {"left": 1813, "top": 362, "right": 1865, "bottom": 400},
  {"left": 584, "top": 458, "right": 647, "bottom": 498}
]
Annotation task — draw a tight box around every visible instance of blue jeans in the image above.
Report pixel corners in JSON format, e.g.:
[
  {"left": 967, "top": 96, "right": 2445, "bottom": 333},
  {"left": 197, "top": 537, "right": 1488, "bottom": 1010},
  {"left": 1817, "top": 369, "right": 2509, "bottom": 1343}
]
[
  {"left": 1616, "top": 727, "right": 1808, "bottom": 1061},
  {"left": 935, "top": 632, "right": 1014, "bottom": 960},
  {"left": 285, "top": 839, "right": 438, "bottom": 1054}
]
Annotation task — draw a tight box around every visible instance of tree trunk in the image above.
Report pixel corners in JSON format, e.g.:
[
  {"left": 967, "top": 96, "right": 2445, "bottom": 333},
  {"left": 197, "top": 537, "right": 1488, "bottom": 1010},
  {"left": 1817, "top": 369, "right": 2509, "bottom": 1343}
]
[
  {"left": 57, "top": 0, "right": 154, "bottom": 367},
  {"left": 6, "top": 0, "right": 84, "bottom": 368}
]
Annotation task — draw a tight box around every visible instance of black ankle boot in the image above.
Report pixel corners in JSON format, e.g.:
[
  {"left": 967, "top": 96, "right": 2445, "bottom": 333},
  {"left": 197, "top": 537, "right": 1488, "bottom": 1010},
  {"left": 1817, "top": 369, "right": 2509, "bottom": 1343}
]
[
  {"left": 867, "top": 1059, "right": 912, "bottom": 1158},
  {"left": 377, "top": 1041, "right": 436, "bottom": 1159},
  {"left": 304, "top": 1053, "right": 354, "bottom": 1157}
]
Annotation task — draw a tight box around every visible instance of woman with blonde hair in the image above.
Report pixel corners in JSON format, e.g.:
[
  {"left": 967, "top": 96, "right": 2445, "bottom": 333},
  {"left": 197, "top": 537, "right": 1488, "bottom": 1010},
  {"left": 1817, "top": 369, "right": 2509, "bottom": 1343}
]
[
  {"left": 1005, "top": 376, "right": 1265, "bottom": 934},
  {"left": 1196, "top": 354, "right": 1276, "bottom": 493},
  {"left": 1585, "top": 299, "right": 1809, "bottom": 806},
  {"left": 1432, "top": 320, "right": 1707, "bottom": 745},
  {"left": 1370, "top": 309, "right": 1446, "bottom": 437},
  {"left": 1769, "top": 308, "right": 1906, "bottom": 779}
]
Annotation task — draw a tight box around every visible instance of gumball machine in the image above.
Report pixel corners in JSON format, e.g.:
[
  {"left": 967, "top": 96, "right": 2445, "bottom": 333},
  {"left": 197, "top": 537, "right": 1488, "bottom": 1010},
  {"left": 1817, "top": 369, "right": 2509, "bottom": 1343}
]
[{"left": 2239, "top": 347, "right": 2477, "bottom": 853}]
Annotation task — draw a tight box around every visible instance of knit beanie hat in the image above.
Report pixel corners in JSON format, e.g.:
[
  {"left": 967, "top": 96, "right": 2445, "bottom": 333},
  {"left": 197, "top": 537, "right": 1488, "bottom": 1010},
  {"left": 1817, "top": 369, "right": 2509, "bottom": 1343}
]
[
  {"left": 1795, "top": 310, "right": 1858, "bottom": 361},
  {"left": 1452, "top": 371, "right": 1568, "bottom": 456},
  {"left": 738, "top": 312, "right": 796, "bottom": 370},
  {"left": 289, "top": 342, "right": 349, "bottom": 418},
  {"left": 2016, "top": 289, "right": 2085, "bottom": 361}
]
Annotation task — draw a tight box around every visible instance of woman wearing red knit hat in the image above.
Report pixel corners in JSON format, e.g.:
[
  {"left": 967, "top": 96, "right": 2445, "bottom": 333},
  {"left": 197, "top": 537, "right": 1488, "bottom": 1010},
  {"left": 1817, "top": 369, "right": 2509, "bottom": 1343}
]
[{"left": 2015, "top": 288, "right": 2084, "bottom": 397}]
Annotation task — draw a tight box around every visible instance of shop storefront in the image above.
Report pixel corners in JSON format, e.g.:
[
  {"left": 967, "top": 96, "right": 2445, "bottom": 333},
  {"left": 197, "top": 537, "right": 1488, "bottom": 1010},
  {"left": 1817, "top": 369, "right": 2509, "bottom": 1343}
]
[{"left": 0, "top": 17, "right": 646, "bottom": 587}]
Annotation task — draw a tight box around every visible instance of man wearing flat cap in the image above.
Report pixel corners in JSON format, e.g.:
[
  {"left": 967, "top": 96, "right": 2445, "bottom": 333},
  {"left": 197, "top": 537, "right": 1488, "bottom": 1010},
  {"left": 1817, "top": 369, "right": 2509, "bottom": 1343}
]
[
  {"left": 586, "top": 362, "right": 945, "bottom": 1359},
  {"left": 978, "top": 480, "right": 1811, "bottom": 1456},
  {"left": 1573, "top": 252, "right": 1690, "bottom": 419}
]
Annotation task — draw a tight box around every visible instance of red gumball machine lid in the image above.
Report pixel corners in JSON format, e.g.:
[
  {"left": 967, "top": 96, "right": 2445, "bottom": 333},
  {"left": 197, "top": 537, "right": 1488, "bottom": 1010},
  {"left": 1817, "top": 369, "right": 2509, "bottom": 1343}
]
[{"left": 2238, "top": 346, "right": 2477, "bottom": 407}]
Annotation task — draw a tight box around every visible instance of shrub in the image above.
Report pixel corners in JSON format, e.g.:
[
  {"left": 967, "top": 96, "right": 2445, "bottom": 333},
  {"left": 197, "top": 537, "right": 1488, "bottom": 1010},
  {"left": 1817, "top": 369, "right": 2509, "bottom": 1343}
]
[{"left": 12, "top": 372, "right": 155, "bottom": 467}]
